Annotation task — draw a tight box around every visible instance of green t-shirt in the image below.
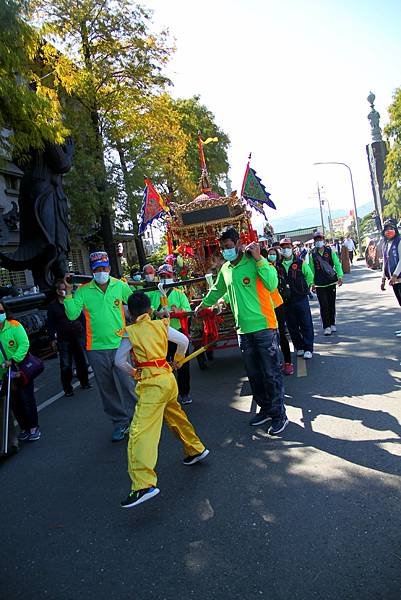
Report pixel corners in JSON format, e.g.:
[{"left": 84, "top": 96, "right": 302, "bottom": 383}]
[
  {"left": 64, "top": 277, "right": 132, "bottom": 350},
  {"left": 0, "top": 319, "right": 30, "bottom": 378},
  {"left": 202, "top": 255, "right": 278, "bottom": 334}
]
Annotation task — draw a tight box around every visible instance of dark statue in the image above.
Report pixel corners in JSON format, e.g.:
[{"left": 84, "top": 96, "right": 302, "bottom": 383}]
[{"left": 0, "top": 138, "right": 74, "bottom": 290}]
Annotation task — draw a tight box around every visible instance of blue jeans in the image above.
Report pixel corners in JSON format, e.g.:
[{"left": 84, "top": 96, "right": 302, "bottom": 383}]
[
  {"left": 284, "top": 296, "right": 314, "bottom": 353},
  {"left": 238, "top": 329, "right": 286, "bottom": 418}
]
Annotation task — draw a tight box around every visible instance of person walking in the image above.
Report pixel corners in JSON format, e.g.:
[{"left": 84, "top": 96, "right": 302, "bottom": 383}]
[
  {"left": 309, "top": 232, "right": 343, "bottom": 336},
  {"left": 196, "top": 227, "right": 288, "bottom": 435},
  {"left": 380, "top": 219, "right": 401, "bottom": 317},
  {"left": 344, "top": 236, "right": 356, "bottom": 263},
  {"left": 157, "top": 264, "right": 193, "bottom": 405},
  {"left": 340, "top": 238, "right": 351, "bottom": 274},
  {"left": 278, "top": 239, "right": 314, "bottom": 359},
  {"left": 115, "top": 292, "right": 208, "bottom": 509},
  {"left": 264, "top": 247, "right": 294, "bottom": 374},
  {"left": 47, "top": 279, "right": 90, "bottom": 397},
  {"left": 0, "top": 302, "right": 41, "bottom": 442},
  {"left": 64, "top": 251, "right": 136, "bottom": 442}
]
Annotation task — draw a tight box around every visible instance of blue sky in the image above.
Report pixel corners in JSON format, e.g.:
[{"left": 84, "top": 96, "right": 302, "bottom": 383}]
[{"left": 142, "top": 0, "right": 401, "bottom": 229}]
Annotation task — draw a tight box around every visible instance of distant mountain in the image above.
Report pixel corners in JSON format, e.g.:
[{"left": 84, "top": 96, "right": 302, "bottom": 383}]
[{"left": 268, "top": 202, "right": 374, "bottom": 233}]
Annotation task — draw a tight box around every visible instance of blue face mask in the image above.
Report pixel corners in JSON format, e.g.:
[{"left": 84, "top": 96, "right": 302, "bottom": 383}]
[
  {"left": 0, "top": 313, "right": 6, "bottom": 323},
  {"left": 267, "top": 254, "right": 277, "bottom": 262},
  {"left": 93, "top": 271, "right": 110, "bottom": 285},
  {"left": 282, "top": 248, "right": 293, "bottom": 259},
  {"left": 222, "top": 247, "right": 238, "bottom": 262},
  {"left": 315, "top": 240, "right": 324, "bottom": 249}
]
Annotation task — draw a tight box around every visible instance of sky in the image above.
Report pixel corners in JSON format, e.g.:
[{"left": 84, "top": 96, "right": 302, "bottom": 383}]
[{"left": 141, "top": 0, "right": 401, "bottom": 231}]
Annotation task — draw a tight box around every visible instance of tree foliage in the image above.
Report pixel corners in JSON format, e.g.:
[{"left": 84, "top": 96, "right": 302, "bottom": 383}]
[{"left": 384, "top": 87, "right": 401, "bottom": 219}]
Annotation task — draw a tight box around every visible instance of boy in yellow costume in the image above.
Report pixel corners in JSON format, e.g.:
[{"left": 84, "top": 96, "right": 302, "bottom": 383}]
[{"left": 115, "top": 291, "right": 209, "bottom": 508}]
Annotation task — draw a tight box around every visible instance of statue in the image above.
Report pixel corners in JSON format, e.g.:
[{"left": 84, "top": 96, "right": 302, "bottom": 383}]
[
  {"left": 367, "top": 91, "right": 383, "bottom": 143},
  {"left": 0, "top": 138, "right": 74, "bottom": 290}
]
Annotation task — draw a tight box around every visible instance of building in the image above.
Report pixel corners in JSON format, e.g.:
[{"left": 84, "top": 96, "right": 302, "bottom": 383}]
[{"left": 274, "top": 226, "right": 321, "bottom": 244}]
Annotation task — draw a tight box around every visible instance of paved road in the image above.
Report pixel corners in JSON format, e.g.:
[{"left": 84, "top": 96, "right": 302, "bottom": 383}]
[{"left": 1, "top": 264, "right": 401, "bottom": 600}]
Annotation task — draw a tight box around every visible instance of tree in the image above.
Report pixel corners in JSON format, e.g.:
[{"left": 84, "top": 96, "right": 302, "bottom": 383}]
[
  {"left": 0, "top": 0, "right": 67, "bottom": 158},
  {"left": 384, "top": 87, "right": 401, "bottom": 220},
  {"left": 29, "top": 0, "right": 172, "bottom": 274}
]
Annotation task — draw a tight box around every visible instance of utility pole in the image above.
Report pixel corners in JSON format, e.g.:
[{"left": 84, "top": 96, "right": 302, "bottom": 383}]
[{"left": 316, "top": 183, "right": 325, "bottom": 235}]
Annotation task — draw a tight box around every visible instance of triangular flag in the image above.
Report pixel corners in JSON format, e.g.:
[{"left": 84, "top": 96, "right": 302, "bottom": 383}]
[
  {"left": 241, "top": 163, "right": 276, "bottom": 210},
  {"left": 139, "top": 178, "right": 168, "bottom": 234}
]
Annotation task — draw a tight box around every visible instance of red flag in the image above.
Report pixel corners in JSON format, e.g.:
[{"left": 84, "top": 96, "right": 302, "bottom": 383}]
[{"left": 139, "top": 179, "right": 168, "bottom": 234}]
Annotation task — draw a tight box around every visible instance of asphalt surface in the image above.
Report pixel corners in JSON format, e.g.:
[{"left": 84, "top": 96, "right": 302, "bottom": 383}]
[{"left": 1, "top": 263, "right": 401, "bottom": 600}]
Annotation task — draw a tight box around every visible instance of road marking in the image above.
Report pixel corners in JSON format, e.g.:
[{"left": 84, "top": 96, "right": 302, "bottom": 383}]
[
  {"left": 37, "top": 374, "right": 94, "bottom": 412},
  {"left": 296, "top": 356, "right": 307, "bottom": 377}
]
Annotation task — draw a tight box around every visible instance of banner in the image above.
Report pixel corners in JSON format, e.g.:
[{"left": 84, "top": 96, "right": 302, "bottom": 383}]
[
  {"left": 241, "top": 162, "right": 276, "bottom": 210},
  {"left": 139, "top": 178, "right": 168, "bottom": 234}
]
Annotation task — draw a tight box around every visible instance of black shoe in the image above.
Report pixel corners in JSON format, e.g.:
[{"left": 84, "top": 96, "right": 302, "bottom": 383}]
[
  {"left": 249, "top": 411, "right": 270, "bottom": 427},
  {"left": 64, "top": 390, "right": 74, "bottom": 397},
  {"left": 120, "top": 487, "right": 160, "bottom": 508},
  {"left": 268, "top": 416, "right": 289, "bottom": 436},
  {"left": 80, "top": 383, "right": 92, "bottom": 390},
  {"left": 183, "top": 449, "right": 210, "bottom": 465}
]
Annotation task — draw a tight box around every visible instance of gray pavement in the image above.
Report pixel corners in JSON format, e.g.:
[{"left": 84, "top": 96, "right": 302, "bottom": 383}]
[{"left": 1, "top": 263, "right": 401, "bottom": 600}]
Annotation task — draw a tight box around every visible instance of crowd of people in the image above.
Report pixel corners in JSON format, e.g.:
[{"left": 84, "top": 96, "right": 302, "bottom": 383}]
[{"left": 2, "top": 219, "right": 401, "bottom": 508}]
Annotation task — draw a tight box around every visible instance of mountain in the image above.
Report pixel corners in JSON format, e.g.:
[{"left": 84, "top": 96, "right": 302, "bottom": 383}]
[{"left": 268, "top": 202, "right": 374, "bottom": 233}]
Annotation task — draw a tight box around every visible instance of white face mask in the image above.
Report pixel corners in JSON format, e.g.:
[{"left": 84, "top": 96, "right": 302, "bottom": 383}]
[
  {"left": 282, "top": 248, "right": 293, "bottom": 258},
  {"left": 161, "top": 278, "right": 174, "bottom": 285},
  {"left": 144, "top": 274, "right": 154, "bottom": 282},
  {"left": 315, "top": 240, "right": 324, "bottom": 249},
  {"left": 93, "top": 271, "right": 110, "bottom": 285}
]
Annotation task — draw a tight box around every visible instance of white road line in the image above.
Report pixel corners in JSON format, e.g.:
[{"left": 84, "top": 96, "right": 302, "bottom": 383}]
[{"left": 37, "top": 374, "right": 94, "bottom": 412}]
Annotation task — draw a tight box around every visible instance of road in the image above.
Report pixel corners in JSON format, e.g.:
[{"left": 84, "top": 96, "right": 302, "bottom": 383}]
[{"left": 1, "top": 263, "right": 401, "bottom": 600}]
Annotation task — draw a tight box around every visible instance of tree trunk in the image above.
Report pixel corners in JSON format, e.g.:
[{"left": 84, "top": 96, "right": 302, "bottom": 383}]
[{"left": 134, "top": 235, "right": 146, "bottom": 268}]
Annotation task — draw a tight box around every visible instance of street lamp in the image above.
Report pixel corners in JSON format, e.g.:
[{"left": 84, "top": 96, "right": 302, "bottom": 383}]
[{"left": 313, "top": 162, "right": 363, "bottom": 257}]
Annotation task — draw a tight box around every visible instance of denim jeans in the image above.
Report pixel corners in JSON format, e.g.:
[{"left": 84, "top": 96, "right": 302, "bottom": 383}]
[
  {"left": 284, "top": 296, "right": 314, "bottom": 353},
  {"left": 238, "top": 329, "right": 286, "bottom": 418},
  {"left": 58, "top": 337, "right": 89, "bottom": 393},
  {"left": 11, "top": 379, "right": 38, "bottom": 430}
]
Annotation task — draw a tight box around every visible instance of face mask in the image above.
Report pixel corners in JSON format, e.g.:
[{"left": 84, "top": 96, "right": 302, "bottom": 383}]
[
  {"left": 385, "top": 230, "right": 396, "bottom": 240},
  {"left": 222, "top": 247, "right": 238, "bottom": 262},
  {"left": 315, "top": 240, "right": 324, "bottom": 249},
  {"left": 267, "top": 254, "right": 277, "bottom": 262},
  {"left": 57, "top": 289, "right": 66, "bottom": 297},
  {"left": 161, "top": 278, "right": 174, "bottom": 285},
  {"left": 144, "top": 274, "right": 154, "bottom": 282},
  {"left": 282, "top": 248, "right": 293, "bottom": 258},
  {"left": 93, "top": 271, "right": 110, "bottom": 285},
  {"left": 0, "top": 313, "right": 6, "bottom": 323}
]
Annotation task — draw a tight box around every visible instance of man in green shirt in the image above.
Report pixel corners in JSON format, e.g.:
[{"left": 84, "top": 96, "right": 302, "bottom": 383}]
[
  {"left": 309, "top": 231, "right": 344, "bottom": 336},
  {"left": 195, "top": 227, "right": 289, "bottom": 436},
  {"left": 278, "top": 238, "right": 314, "bottom": 359},
  {"left": 64, "top": 251, "right": 136, "bottom": 442}
]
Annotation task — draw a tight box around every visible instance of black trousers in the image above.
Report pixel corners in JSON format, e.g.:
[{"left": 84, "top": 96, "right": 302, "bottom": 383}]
[
  {"left": 58, "top": 338, "right": 89, "bottom": 393},
  {"left": 275, "top": 305, "right": 291, "bottom": 363},
  {"left": 393, "top": 283, "right": 401, "bottom": 306},
  {"left": 316, "top": 285, "right": 337, "bottom": 329},
  {"left": 11, "top": 379, "right": 38, "bottom": 430},
  {"left": 167, "top": 340, "right": 190, "bottom": 396}
]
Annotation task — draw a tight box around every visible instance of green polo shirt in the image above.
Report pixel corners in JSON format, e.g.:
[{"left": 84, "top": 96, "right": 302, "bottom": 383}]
[
  {"left": 201, "top": 254, "right": 278, "bottom": 334},
  {"left": 0, "top": 319, "right": 30, "bottom": 378},
  {"left": 64, "top": 277, "right": 132, "bottom": 350}
]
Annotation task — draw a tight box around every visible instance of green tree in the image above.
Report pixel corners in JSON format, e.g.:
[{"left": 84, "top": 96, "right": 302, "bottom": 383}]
[
  {"left": 384, "top": 87, "right": 401, "bottom": 219},
  {"left": 29, "top": 0, "right": 172, "bottom": 274},
  {"left": 0, "top": 0, "right": 67, "bottom": 158}
]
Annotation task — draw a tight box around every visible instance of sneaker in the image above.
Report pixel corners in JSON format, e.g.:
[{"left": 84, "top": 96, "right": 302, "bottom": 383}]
[
  {"left": 303, "top": 351, "right": 313, "bottom": 359},
  {"left": 249, "top": 411, "right": 270, "bottom": 426},
  {"left": 296, "top": 349, "right": 304, "bottom": 357},
  {"left": 330, "top": 325, "right": 337, "bottom": 332},
  {"left": 88, "top": 366, "right": 93, "bottom": 374},
  {"left": 112, "top": 424, "right": 130, "bottom": 443},
  {"left": 268, "top": 416, "right": 289, "bottom": 436},
  {"left": 28, "top": 427, "right": 41, "bottom": 441},
  {"left": 324, "top": 327, "right": 332, "bottom": 336},
  {"left": 183, "top": 449, "right": 210, "bottom": 465},
  {"left": 80, "top": 383, "right": 92, "bottom": 390},
  {"left": 180, "top": 394, "right": 193, "bottom": 405},
  {"left": 64, "top": 390, "right": 74, "bottom": 397},
  {"left": 120, "top": 487, "right": 160, "bottom": 508},
  {"left": 18, "top": 430, "right": 30, "bottom": 442},
  {"left": 283, "top": 362, "right": 294, "bottom": 375}
]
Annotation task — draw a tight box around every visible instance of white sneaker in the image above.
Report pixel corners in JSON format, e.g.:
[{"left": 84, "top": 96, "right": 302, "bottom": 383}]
[
  {"left": 324, "top": 327, "right": 332, "bottom": 336},
  {"left": 303, "top": 351, "right": 313, "bottom": 359},
  {"left": 331, "top": 325, "right": 337, "bottom": 332},
  {"left": 296, "top": 350, "right": 304, "bottom": 357}
]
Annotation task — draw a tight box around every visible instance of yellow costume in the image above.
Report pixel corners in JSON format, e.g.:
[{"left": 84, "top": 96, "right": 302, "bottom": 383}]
[{"left": 117, "top": 314, "right": 205, "bottom": 491}]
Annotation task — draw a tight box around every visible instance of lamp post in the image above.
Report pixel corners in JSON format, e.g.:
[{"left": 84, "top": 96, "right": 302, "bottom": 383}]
[{"left": 313, "top": 161, "right": 363, "bottom": 257}]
